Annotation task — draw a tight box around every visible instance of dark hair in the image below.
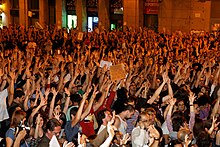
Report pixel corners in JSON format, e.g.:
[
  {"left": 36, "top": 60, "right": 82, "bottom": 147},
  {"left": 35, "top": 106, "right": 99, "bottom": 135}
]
[
  {"left": 46, "top": 118, "right": 61, "bottom": 132},
  {"left": 172, "top": 116, "right": 186, "bottom": 132},
  {"left": 193, "top": 117, "right": 204, "bottom": 139},
  {"left": 14, "top": 90, "right": 25, "bottom": 99},
  {"left": 196, "top": 131, "right": 211, "bottom": 147},
  {"left": 122, "top": 104, "right": 135, "bottom": 112},
  {"left": 70, "top": 94, "right": 82, "bottom": 104},
  {"left": 32, "top": 113, "right": 46, "bottom": 128},
  {"left": 96, "top": 109, "right": 108, "bottom": 127},
  {"left": 59, "top": 112, "right": 67, "bottom": 129},
  {"left": 69, "top": 107, "right": 78, "bottom": 120}
]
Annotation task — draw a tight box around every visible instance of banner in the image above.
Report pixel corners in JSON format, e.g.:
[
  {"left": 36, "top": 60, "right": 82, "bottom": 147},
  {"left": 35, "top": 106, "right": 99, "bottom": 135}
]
[{"left": 144, "top": 0, "right": 159, "bottom": 14}]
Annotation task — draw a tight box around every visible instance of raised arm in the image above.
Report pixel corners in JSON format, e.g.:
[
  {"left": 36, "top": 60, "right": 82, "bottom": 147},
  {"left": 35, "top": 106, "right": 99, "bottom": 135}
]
[
  {"left": 63, "top": 88, "right": 71, "bottom": 115},
  {"left": 147, "top": 72, "right": 168, "bottom": 104},
  {"left": 71, "top": 90, "right": 88, "bottom": 127},
  {"left": 211, "top": 89, "right": 220, "bottom": 118},
  {"left": 188, "top": 92, "right": 196, "bottom": 131},
  {"left": 166, "top": 98, "right": 176, "bottom": 132},
  {"left": 93, "top": 81, "right": 112, "bottom": 112},
  {"left": 80, "top": 86, "right": 96, "bottom": 120},
  {"left": 8, "top": 69, "right": 16, "bottom": 106},
  {"left": 49, "top": 87, "right": 57, "bottom": 119}
]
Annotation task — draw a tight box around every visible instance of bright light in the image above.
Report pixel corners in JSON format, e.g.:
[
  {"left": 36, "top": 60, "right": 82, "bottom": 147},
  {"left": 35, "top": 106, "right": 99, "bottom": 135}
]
[
  {"left": 0, "top": 4, "right": 5, "bottom": 10},
  {"left": 0, "top": 12, "right": 4, "bottom": 28},
  {"left": 88, "top": 17, "right": 93, "bottom": 32},
  {"left": 67, "top": 15, "right": 77, "bottom": 29}
]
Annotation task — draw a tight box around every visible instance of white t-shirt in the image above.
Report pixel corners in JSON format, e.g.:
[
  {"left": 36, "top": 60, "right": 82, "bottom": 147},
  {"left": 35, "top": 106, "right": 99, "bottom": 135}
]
[
  {"left": 97, "top": 124, "right": 106, "bottom": 135},
  {"left": 0, "top": 88, "right": 9, "bottom": 121}
]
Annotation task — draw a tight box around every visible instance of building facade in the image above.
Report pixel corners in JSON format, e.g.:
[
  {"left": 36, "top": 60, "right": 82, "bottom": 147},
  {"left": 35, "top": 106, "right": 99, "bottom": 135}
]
[{"left": 0, "top": 0, "right": 219, "bottom": 33}]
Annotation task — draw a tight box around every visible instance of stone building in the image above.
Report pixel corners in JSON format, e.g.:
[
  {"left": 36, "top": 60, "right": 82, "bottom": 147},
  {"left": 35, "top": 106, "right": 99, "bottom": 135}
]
[{"left": 0, "top": 0, "right": 219, "bottom": 33}]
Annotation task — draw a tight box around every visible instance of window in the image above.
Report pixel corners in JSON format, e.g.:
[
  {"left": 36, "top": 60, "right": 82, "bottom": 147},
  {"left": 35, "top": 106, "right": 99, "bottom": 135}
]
[
  {"left": 28, "top": 0, "right": 39, "bottom": 10},
  {"left": 10, "top": 0, "right": 19, "bottom": 9}
]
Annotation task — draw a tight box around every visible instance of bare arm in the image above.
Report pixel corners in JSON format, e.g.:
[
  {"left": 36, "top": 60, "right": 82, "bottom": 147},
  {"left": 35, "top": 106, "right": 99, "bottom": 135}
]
[
  {"left": 147, "top": 72, "right": 168, "bottom": 104},
  {"left": 49, "top": 88, "right": 57, "bottom": 119}
]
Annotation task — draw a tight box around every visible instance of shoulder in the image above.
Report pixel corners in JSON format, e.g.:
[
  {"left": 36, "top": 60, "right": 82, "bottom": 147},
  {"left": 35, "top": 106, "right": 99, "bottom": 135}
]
[
  {"left": 38, "top": 135, "right": 50, "bottom": 147},
  {"left": 5, "top": 128, "right": 15, "bottom": 140}
]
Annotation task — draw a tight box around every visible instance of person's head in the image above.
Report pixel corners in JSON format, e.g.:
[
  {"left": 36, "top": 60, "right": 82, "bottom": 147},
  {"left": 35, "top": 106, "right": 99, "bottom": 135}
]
[
  {"left": 176, "top": 100, "right": 185, "bottom": 112},
  {"left": 59, "top": 112, "right": 66, "bottom": 129},
  {"left": 33, "top": 113, "right": 44, "bottom": 128},
  {"left": 172, "top": 116, "right": 187, "bottom": 132},
  {"left": 193, "top": 102, "right": 200, "bottom": 115},
  {"left": 112, "top": 131, "right": 123, "bottom": 145},
  {"left": 129, "top": 82, "right": 137, "bottom": 92},
  {"left": 120, "top": 104, "right": 135, "bottom": 119},
  {"left": 139, "top": 111, "right": 149, "bottom": 122},
  {"left": 10, "top": 109, "right": 26, "bottom": 128},
  {"left": 145, "top": 107, "right": 156, "bottom": 123},
  {"left": 70, "top": 107, "right": 78, "bottom": 120},
  {"left": 177, "top": 128, "right": 193, "bottom": 144},
  {"left": 196, "top": 131, "right": 211, "bottom": 147},
  {"left": 96, "top": 109, "right": 112, "bottom": 126},
  {"left": 45, "top": 118, "right": 61, "bottom": 139},
  {"left": 54, "top": 104, "right": 61, "bottom": 114},
  {"left": 13, "top": 90, "right": 25, "bottom": 104}
]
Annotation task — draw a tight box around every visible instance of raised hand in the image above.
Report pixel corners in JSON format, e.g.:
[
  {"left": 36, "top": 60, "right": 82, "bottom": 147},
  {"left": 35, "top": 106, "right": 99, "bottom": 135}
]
[
  {"left": 51, "top": 87, "right": 58, "bottom": 96},
  {"left": 53, "top": 111, "right": 61, "bottom": 121},
  {"left": 162, "top": 72, "right": 169, "bottom": 83},
  {"left": 169, "top": 98, "right": 176, "bottom": 106},
  {"left": 189, "top": 92, "right": 196, "bottom": 104},
  {"left": 63, "top": 141, "right": 75, "bottom": 147},
  {"left": 44, "top": 88, "right": 50, "bottom": 98},
  {"left": 148, "top": 125, "right": 160, "bottom": 140},
  {"left": 40, "top": 96, "right": 47, "bottom": 107},
  {"left": 64, "top": 87, "right": 70, "bottom": 96}
]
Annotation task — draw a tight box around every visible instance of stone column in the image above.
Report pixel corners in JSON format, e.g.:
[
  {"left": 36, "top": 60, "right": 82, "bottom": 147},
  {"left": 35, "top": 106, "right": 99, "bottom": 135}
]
[
  {"left": 56, "top": 0, "right": 63, "bottom": 28},
  {"left": 2, "top": 0, "right": 10, "bottom": 26},
  {"left": 158, "top": 0, "right": 173, "bottom": 33},
  {"left": 76, "top": 0, "right": 87, "bottom": 32},
  {"left": 39, "top": 0, "right": 49, "bottom": 26},
  {"left": 123, "top": 0, "right": 142, "bottom": 30},
  {"left": 98, "top": 0, "right": 110, "bottom": 30},
  {"left": 19, "top": 0, "right": 28, "bottom": 27}
]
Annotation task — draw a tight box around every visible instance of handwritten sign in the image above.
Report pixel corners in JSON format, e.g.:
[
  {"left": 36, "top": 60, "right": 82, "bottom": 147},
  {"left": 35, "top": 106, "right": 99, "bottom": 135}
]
[
  {"left": 77, "top": 32, "right": 84, "bottom": 41},
  {"left": 110, "top": 64, "right": 127, "bottom": 81}
]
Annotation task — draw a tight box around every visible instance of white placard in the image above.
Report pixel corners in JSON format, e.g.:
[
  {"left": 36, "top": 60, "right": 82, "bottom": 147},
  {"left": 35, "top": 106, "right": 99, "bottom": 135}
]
[
  {"left": 77, "top": 32, "right": 84, "bottom": 41},
  {"left": 100, "top": 60, "right": 112, "bottom": 69},
  {"left": 49, "top": 135, "right": 60, "bottom": 147}
]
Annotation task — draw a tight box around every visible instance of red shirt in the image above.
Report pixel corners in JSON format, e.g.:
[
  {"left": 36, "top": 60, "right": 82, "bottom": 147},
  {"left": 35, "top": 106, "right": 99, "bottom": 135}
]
[{"left": 80, "top": 108, "right": 95, "bottom": 137}]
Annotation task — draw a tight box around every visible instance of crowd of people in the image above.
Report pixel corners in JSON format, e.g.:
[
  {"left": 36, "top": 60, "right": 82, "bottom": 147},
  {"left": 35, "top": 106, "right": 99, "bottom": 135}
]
[{"left": 0, "top": 25, "right": 220, "bottom": 147}]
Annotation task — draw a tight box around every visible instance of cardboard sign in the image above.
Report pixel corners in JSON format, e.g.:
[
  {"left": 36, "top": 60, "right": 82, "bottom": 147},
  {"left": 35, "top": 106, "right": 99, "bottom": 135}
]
[
  {"left": 100, "top": 60, "right": 112, "bottom": 69},
  {"left": 110, "top": 64, "right": 127, "bottom": 81},
  {"left": 35, "top": 22, "right": 43, "bottom": 29},
  {"left": 77, "top": 32, "right": 84, "bottom": 41}
]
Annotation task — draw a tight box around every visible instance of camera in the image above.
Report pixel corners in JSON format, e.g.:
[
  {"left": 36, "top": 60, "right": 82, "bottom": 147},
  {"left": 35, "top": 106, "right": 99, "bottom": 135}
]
[
  {"left": 14, "top": 121, "right": 30, "bottom": 145},
  {"left": 15, "top": 121, "right": 30, "bottom": 138}
]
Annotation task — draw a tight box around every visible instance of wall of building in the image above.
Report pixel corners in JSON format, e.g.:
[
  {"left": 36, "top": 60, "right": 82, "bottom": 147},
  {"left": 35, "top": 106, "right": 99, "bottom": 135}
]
[
  {"left": 210, "top": 0, "right": 220, "bottom": 31},
  {"left": 158, "top": 0, "right": 211, "bottom": 33},
  {"left": 1, "top": 0, "right": 219, "bottom": 33}
]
